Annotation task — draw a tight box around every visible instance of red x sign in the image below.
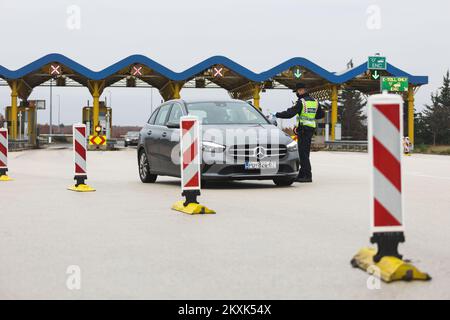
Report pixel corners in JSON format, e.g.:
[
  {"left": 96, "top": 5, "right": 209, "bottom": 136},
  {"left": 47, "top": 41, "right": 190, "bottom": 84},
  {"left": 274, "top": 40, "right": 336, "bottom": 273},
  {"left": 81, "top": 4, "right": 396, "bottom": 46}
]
[
  {"left": 213, "top": 67, "right": 223, "bottom": 77},
  {"left": 132, "top": 65, "right": 143, "bottom": 76},
  {"left": 50, "top": 64, "right": 61, "bottom": 75}
]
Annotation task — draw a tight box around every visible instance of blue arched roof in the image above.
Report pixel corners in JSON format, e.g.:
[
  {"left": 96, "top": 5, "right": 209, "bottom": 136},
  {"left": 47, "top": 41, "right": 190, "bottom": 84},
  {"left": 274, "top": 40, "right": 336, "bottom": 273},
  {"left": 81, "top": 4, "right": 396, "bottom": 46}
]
[{"left": 0, "top": 53, "right": 428, "bottom": 85}]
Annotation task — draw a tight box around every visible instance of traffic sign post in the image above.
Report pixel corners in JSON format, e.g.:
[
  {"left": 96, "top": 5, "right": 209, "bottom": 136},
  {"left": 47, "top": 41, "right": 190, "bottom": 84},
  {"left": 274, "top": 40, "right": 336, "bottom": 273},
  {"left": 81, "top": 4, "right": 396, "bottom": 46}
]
[
  {"left": 89, "top": 135, "right": 107, "bottom": 146},
  {"left": 293, "top": 67, "right": 302, "bottom": 79},
  {"left": 213, "top": 67, "right": 223, "bottom": 77},
  {"left": 351, "top": 92, "right": 430, "bottom": 282},
  {"left": 88, "top": 125, "right": 107, "bottom": 150},
  {"left": 368, "top": 56, "right": 387, "bottom": 70},
  {"left": 49, "top": 64, "right": 62, "bottom": 76},
  {"left": 371, "top": 70, "right": 381, "bottom": 81},
  {"left": 381, "top": 77, "right": 409, "bottom": 92},
  {"left": 172, "top": 116, "right": 215, "bottom": 215},
  {"left": 131, "top": 65, "right": 143, "bottom": 76}
]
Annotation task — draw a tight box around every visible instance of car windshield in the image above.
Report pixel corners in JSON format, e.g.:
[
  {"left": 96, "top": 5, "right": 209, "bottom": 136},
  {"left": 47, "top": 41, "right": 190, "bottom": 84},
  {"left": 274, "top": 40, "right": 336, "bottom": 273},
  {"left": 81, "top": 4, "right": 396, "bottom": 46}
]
[
  {"left": 186, "top": 101, "right": 269, "bottom": 125},
  {"left": 127, "top": 132, "right": 139, "bottom": 137}
]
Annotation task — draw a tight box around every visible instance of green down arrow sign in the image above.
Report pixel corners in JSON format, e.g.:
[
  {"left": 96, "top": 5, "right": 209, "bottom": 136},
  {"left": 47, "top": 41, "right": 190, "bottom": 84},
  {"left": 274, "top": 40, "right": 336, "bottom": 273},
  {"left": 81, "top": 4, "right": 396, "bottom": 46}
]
[
  {"left": 293, "top": 68, "right": 302, "bottom": 79},
  {"left": 371, "top": 70, "right": 380, "bottom": 80}
]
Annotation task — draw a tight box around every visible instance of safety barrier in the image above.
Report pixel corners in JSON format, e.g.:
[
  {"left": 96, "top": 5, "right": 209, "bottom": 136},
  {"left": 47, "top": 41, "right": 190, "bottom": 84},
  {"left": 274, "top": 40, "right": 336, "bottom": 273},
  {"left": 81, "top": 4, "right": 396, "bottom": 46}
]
[
  {"left": 68, "top": 124, "right": 95, "bottom": 192},
  {"left": 0, "top": 128, "right": 12, "bottom": 181},
  {"left": 7, "top": 139, "right": 33, "bottom": 151},
  {"left": 324, "top": 140, "right": 368, "bottom": 152},
  {"left": 172, "top": 116, "right": 215, "bottom": 214},
  {"left": 351, "top": 92, "right": 430, "bottom": 282}
]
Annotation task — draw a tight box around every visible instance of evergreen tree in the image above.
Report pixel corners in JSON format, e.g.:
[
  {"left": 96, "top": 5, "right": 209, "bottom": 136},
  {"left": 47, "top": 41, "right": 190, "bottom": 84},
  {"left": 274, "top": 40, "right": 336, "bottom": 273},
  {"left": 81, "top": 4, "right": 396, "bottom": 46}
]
[
  {"left": 415, "top": 112, "right": 432, "bottom": 145},
  {"left": 436, "top": 70, "right": 450, "bottom": 144},
  {"left": 338, "top": 90, "right": 367, "bottom": 140},
  {"left": 437, "top": 70, "right": 450, "bottom": 107},
  {"left": 325, "top": 89, "right": 367, "bottom": 140},
  {"left": 422, "top": 71, "right": 450, "bottom": 145}
]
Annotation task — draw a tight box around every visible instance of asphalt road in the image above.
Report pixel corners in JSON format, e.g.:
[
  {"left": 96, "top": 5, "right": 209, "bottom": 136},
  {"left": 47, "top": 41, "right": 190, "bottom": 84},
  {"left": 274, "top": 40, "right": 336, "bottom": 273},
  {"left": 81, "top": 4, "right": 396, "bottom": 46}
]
[{"left": 1, "top": 147, "right": 449, "bottom": 299}]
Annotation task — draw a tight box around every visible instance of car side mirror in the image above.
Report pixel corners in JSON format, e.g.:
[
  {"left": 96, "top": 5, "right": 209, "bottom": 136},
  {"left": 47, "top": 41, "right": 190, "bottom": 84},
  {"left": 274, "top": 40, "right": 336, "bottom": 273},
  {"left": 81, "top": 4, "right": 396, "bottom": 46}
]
[
  {"left": 268, "top": 117, "right": 278, "bottom": 126},
  {"left": 166, "top": 121, "right": 180, "bottom": 129}
]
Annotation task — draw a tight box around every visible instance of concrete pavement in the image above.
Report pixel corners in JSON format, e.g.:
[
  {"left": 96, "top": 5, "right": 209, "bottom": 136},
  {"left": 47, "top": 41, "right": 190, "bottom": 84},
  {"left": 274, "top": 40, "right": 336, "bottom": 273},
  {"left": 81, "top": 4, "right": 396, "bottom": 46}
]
[{"left": 1, "top": 147, "right": 449, "bottom": 299}]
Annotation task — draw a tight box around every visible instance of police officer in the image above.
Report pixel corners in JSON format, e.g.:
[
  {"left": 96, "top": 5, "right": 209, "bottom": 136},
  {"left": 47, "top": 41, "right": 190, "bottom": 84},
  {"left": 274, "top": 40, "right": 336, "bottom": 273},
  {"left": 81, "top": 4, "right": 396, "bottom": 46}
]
[{"left": 275, "top": 83, "right": 324, "bottom": 182}]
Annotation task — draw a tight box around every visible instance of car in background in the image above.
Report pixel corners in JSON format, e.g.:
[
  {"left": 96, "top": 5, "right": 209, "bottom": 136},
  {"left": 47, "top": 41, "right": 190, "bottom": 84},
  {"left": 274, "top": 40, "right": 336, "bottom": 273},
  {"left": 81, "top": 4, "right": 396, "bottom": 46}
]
[
  {"left": 124, "top": 131, "right": 140, "bottom": 147},
  {"left": 137, "top": 99, "right": 300, "bottom": 186}
]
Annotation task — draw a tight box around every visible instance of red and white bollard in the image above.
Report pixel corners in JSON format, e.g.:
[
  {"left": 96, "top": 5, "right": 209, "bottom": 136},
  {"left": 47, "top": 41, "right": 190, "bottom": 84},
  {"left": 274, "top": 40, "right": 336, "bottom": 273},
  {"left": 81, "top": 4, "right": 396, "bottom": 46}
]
[
  {"left": 369, "top": 93, "right": 405, "bottom": 261},
  {"left": 351, "top": 92, "right": 430, "bottom": 282},
  {"left": 0, "top": 128, "right": 12, "bottom": 181},
  {"left": 68, "top": 124, "right": 95, "bottom": 192},
  {"left": 403, "top": 136, "right": 412, "bottom": 156},
  {"left": 172, "top": 116, "right": 215, "bottom": 214}
]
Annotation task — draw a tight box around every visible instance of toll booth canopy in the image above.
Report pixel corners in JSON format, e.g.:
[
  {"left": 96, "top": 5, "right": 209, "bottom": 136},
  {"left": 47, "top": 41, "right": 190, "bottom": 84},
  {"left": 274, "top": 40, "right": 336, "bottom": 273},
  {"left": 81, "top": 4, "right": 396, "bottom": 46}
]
[{"left": 0, "top": 54, "right": 427, "bottom": 144}]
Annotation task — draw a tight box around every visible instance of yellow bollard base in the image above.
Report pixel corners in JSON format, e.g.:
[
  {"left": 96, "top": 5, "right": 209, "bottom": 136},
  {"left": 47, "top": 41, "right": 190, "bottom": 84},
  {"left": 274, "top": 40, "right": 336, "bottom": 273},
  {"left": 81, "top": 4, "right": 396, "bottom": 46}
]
[
  {"left": 67, "top": 184, "right": 96, "bottom": 192},
  {"left": 0, "top": 174, "right": 13, "bottom": 181},
  {"left": 171, "top": 200, "right": 216, "bottom": 215},
  {"left": 351, "top": 247, "right": 431, "bottom": 283}
]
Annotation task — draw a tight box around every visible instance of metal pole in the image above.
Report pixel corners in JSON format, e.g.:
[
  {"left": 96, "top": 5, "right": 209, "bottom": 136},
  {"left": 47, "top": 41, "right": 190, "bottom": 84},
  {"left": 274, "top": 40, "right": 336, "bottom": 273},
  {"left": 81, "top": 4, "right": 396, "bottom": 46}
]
[
  {"left": 2, "top": 107, "right": 6, "bottom": 129},
  {"left": 18, "top": 112, "right": 22, "bottom": 140},
  {"left": 57, "top": 94, "right": 61, "bottom": 133},
  {"left": 106, "top": 112, "right": 110, "bottom": 140},
  {"left": 49, "top": 78, "right": 53, "bottom": 143},
  {"left": 331, "top": 85, "right": 338, "bottom": 141},
  {"left": 92, "top": 82, "right": 100, "bottom": 136},
  {"left": 407, "top": 86, "right": 415, "bottom": 149},
  {"left": 150, "top": 86, "right": 153, "bottom": 114},
  {"left": 252, "top": 84, "right": 261, "bottom": 110}
]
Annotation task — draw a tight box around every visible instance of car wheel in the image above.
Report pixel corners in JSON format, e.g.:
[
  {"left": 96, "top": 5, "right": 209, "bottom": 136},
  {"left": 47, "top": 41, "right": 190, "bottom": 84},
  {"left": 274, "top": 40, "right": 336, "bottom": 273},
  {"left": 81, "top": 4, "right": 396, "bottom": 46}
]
[
  {"left": 273, "top": 177, "right": 295, "bottom": 187},
  {"left": 139, "top": 150, "right": 157, "bottom": 183}
]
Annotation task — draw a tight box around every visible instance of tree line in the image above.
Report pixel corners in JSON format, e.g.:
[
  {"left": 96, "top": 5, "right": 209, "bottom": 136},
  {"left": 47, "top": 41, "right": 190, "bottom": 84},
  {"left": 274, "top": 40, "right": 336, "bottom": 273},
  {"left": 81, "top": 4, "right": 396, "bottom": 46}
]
[{"left": 415, "top": 71, "right": 450, "bottom": 145}]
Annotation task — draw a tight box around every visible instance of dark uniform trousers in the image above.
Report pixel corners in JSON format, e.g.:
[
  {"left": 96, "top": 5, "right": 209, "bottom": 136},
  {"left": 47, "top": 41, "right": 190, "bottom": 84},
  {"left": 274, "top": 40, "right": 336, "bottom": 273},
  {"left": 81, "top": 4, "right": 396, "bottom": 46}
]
[{"left": 297, "top": 125, "right": 314, "bottom": 179}]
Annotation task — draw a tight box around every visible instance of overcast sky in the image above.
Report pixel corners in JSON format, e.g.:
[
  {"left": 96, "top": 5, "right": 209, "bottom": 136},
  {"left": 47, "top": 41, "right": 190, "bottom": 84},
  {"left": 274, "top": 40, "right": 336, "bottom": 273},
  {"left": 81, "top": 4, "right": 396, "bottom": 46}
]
[{"left": 0, "top": 0, "right": 449, "bottom": 126}]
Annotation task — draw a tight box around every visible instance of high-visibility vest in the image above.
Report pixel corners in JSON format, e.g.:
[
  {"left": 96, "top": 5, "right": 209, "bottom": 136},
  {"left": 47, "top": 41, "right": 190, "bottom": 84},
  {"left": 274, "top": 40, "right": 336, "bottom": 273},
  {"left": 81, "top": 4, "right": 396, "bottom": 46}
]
[{"left": 297, "top": 98, "right": 318, "bottom": 128}]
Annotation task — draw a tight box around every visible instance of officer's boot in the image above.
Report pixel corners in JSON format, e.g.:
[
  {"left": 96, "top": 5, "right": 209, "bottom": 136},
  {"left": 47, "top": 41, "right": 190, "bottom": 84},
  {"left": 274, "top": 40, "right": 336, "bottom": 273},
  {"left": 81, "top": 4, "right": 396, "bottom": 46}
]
[{"left": 295, "top": 175, "right": 312, "bottom": 183}]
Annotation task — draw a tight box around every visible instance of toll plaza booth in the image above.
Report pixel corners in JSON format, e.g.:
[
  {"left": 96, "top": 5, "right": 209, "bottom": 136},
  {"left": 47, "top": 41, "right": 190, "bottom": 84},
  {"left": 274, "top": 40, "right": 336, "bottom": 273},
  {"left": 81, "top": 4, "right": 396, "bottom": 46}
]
[
  {"left": 82, "top": 101, "right": 113, "bottom": 150},
  {"left": 5, "top": 100, "right": 38, "bottom": 147}
]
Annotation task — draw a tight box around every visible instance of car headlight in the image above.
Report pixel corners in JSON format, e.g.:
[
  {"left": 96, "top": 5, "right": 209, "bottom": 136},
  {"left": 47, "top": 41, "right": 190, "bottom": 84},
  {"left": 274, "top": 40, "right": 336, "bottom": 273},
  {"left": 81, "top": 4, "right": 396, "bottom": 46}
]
[
  {"left": 287, "top": 140, "right": 297, "bottom": 152},
  {"left": 202, "top": 141, "right": 226, "bottom": 153}
]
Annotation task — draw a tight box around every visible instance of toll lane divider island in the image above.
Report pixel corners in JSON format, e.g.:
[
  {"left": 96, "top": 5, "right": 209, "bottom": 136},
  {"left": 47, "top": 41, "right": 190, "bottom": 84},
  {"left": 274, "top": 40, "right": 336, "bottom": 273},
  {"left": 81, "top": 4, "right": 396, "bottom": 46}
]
[
  {"left": 172, "top": 116, "right": 215, "bottom": 215},
  {"left": 351, "top": 92, "right": 430, "bottom": 282}
]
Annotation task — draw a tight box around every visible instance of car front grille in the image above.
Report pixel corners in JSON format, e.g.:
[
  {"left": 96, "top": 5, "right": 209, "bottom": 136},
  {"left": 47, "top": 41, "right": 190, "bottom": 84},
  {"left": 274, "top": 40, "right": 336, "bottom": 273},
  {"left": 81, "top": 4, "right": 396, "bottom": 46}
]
[
  {"left": 228, "top": 144, "right": 288, "bottom": 160},
  {"left": 217, "top": 164, "right": 294, "bottom": 175}
]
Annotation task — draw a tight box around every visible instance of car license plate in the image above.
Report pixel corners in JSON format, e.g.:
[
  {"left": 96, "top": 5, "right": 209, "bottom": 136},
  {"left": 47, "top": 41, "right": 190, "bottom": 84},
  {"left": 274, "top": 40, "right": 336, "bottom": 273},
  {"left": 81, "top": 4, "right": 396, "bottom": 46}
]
[{"left": 244, "top": 161, "right": 277, "bottom": 170}]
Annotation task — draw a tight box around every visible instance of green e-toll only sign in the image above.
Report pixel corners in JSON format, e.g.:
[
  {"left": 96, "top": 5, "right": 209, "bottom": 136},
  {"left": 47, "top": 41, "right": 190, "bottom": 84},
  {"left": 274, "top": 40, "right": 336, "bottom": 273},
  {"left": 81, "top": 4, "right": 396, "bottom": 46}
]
[{"left": 381, "top": 77, "right": 409, "bottom": 92}]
